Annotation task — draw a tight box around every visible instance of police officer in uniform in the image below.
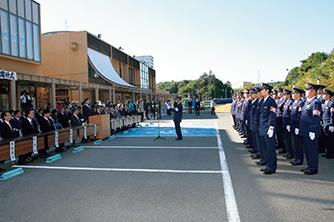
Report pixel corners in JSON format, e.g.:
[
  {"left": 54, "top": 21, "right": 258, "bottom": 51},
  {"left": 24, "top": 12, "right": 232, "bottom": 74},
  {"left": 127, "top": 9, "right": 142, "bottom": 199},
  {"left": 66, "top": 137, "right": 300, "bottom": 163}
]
[
  {"left": 258, "top": 83, "right": 277, "bottom": 175},
  {"left": 249, "top": 88, "right": 261, "bottom": 158},
  {"left": 297, "top": 83, "right": 322, "bottom": 175},
  {"left": 253, "top": 87, "right": 266, "bottom": 165},
  {"left": 276, "top": 88, "right": 286, "bottom": 153},
  {"left": 281, "top": 89, "right": 294, "bottom": 159},
  {"left": 319, "top": 89, "right": 334, "bottom": 159},
  {"left": 230, "top": 95, "right": 238, "bottom": 129},
  {"left": 290, "top": 88, "right": 305, "bottom": 166}
]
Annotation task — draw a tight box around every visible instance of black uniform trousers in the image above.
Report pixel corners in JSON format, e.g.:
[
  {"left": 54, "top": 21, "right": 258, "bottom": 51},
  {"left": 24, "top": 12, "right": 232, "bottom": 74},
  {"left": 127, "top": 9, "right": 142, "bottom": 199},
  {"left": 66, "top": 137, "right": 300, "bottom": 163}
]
[
  {"left": 174, "top": 121, "right": 182, "bottom": 139},
  {"left": 283, "top": 128, "right": 294, "bottom": 157},
  {"left": 302, "top": 136, "right": 319, "bottom": 172},
  {"left": 291, "top": 133, "right": 303, "bottom": 164}
]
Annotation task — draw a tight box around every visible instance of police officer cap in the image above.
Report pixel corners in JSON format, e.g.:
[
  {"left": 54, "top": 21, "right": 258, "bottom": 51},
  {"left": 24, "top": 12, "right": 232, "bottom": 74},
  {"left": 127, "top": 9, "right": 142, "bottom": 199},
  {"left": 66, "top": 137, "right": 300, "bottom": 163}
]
[
  {"left": 238, "top": 91, "right": 244, "bottom": 95},
  {"left": 244, "top": 88, "right": 250, "bottom": 94},
  {"left": 260, "top": 83, "right": 273, "bottom": 90},
  {"left": 272, "top": 89, "right": 278, "bottom": 94},
  {"left": 323, "top": 88, "right": 334, "bottom": 97},
  {"left": 249, "top": 88, "right": 256, "bottom": 94},
  {"left": 305, "top": 83, "right": 321, "bottom": 91},
  {"left": 316, "top": 84, "right": 327, "bottom": 90},
  {"left": 255, "top": 87, "right": 262, "bottom": 93},
  {"left": 175, "top": 96, "right": 182, "bottom": 100},
  {"left": 278, "top": 87, "right": 284, "bottom": 93},
  {"left": 283, "top": 89, "right": 292, "bottom": 95},
  {"left": 292, "top": 88, "right": 305, "bottom": 94}
]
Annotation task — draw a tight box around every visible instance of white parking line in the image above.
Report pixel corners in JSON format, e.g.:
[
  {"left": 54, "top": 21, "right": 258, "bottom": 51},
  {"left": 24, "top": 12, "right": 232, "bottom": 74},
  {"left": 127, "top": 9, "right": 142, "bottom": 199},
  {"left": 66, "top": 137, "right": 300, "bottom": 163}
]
[
  {"left": 84, "top": 146, "right": 218, "bottom": 149},
  {"left": 215, "top": 122, "right": 240, "bottom": 222},
  {"left": 12, "top": 165, "right": 222, "bottom": 174}
]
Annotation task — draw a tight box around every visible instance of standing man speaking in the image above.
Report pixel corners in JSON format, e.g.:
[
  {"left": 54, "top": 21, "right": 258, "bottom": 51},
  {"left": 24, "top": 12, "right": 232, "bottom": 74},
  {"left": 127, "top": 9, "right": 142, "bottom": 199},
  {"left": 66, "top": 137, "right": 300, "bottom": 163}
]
[{"left": 166, "top": 96, "right": 183, "bottom": 140}]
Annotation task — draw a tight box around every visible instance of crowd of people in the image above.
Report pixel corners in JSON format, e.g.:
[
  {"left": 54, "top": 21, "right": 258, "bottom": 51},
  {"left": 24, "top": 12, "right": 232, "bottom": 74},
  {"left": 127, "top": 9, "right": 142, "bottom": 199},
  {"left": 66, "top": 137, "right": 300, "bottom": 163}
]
[
  {"left": 0, "top": 96, "right": 165, "bottom": 171},
  {"left": 230, "top": 82, "right": 333, "bottom": 175}
]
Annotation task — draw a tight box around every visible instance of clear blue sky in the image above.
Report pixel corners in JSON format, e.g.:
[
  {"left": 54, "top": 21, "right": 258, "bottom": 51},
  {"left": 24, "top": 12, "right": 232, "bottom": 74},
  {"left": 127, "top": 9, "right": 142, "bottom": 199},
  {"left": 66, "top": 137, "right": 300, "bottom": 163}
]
[{"left": 38, "top": 0, "right": 334, "bottom": 87}]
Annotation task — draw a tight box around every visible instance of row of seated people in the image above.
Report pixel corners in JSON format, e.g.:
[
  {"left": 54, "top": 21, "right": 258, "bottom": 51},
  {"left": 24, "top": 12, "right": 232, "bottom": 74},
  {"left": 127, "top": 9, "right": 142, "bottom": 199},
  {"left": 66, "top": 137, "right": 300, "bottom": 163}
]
[
  {"left": 0, "top": 108, "right": 87, "bottom": 169},
  {"left": 0, "top": 106, "right": 139, "bottom": 171}
]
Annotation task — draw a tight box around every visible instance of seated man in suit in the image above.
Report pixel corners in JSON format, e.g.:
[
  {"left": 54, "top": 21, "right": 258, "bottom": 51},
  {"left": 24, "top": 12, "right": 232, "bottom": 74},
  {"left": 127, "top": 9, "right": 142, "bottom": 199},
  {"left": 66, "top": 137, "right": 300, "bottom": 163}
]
[
  {"left": 1, "top": 111, "right": 16, "bottom": 140},
  {"left": 20, "top": 109, "right": 39, "bottom": 164},
  {"left": 11, "top": 110, "right": 23, "bottom": 137},
  {"left": 36, "top": 108, "right": 43, "bottom": 125},
  {"left": 0, "top": 111, "right": 18, "bottom": 168},
  {"left": 40, "top": 109, "right": 65, "bottom": 154},
  {"left": 109, "top": 107, "right": 118, "bottom": 120},
  {"left": 70, "top": 108, "right": 87, "bottom": 127},
  {"left": 57, "top": 107, "right": 70, "bottom": 128}
]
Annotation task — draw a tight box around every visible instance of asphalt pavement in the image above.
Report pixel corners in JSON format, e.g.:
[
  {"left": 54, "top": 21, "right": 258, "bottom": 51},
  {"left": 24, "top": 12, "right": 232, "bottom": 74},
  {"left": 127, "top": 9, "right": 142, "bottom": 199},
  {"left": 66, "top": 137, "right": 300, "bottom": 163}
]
[{"left": 0, "top": 112, "right": 333, "bottom": 222}]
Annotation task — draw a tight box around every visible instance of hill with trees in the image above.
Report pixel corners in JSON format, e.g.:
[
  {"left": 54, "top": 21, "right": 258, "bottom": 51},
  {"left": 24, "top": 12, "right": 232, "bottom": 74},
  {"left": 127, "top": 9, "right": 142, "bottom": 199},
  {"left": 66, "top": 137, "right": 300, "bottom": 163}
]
[{"left": 157, "top": 71, "right": 233, "bottom": 100}]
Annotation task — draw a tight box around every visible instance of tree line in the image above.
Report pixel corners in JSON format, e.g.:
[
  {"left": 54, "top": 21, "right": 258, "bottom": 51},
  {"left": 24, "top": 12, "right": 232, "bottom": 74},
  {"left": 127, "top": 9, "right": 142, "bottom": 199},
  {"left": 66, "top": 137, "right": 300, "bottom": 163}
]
[{"left": 157, "top": 71, "right": 233, "bottom": 100}]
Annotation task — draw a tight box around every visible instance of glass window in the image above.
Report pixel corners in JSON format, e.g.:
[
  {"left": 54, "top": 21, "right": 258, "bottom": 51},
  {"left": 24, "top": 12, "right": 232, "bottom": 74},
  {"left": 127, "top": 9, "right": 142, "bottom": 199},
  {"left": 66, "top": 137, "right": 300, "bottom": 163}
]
[
  {"left": 1, "top": 9, "right": 10, "bottom": 55},
  {"left": 9, "top": 0, "right": 17, "bottom": 14},
  {"left": 18, "top": 17, "right": 26, "bottom": 58},
  {"left": 26, "top": 20, "right": 33, "bottom": 59},
  {"left": 32, "top": 1, "right": 38, "bottom": 24},
  {"left": 0, "top": 0, "right": 8, "bottom": 10},
  {"left": 17, "top": 0, "right": 24, "bottom": 17},
  {"left": 25, "top": 0, "right": 31, "bottom": 21},
  {"left": 10, "top": 14, "right": 18, "bottom": 56},
  {"left": 33, "top": 23, "right": 39, "bottom": 61}
]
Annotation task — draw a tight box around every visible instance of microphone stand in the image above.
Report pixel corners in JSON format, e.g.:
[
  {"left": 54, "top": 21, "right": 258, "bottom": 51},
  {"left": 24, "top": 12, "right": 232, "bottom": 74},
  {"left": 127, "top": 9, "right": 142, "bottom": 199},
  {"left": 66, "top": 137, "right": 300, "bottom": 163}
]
[{"left": 154, "top": 110, "right": 165, "bottom": 141}]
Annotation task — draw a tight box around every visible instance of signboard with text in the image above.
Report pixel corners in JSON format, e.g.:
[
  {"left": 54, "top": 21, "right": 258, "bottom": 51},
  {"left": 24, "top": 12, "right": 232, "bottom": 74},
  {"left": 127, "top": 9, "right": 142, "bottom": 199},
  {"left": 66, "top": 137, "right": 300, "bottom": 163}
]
[{"left": 0, "top": 70, "right": 17, "bottom": 80}]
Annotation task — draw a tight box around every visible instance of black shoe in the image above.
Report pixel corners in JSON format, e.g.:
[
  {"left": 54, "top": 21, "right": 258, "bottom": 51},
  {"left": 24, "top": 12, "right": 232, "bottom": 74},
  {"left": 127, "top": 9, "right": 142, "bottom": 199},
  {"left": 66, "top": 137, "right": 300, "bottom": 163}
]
[
  {"left": 25, "top": 158, "right": 33, "bottom": 163},
  {"left": 321, "top": 154, "right": 327, "bottom": 158},
  {"left": 175, "top": 138, "right": 182, "bottom": 140},
  {"left": 250, "top": 154, "right": 256, "bottom": 157},
  {"left": 249, "top": 150, "right": 255, "bottom": 153},
  {"left": 291, "top": 161, "right": 303, "bottom": 166},
  {"left": 263, "top": 170, "right": 275, "bottom": 175},
  {"left": 260, "top": 168, "right": 267, "bottom": 171},
  {"left": 318, "top": 151, "right": 325, "bottom": 154},
  {"left": 286, "top": 156, "right": 294, "bottom": 159},
  {"left": 0, "top": 167, "right": 6, "bottom": 172},
  {"left": 326, "top": 156, "right": 334, "bottom": 159},
  {"left": 241, "top": 135, "right": 247, "bottom": 138},
  {"left": 304, "top": 170, "right": 317, "bottom": 175},
  {"left": 279, "top": 150, "right": 287, "bottom": 154},
  {"left": 245, "top": 145, "right": 253, "bottom": 148},
  {"left": 300, "top": 168, "right": 307, "bottom": 172},
  {"left": 252, "top": 154, "right": 261, "bottom": 159}
]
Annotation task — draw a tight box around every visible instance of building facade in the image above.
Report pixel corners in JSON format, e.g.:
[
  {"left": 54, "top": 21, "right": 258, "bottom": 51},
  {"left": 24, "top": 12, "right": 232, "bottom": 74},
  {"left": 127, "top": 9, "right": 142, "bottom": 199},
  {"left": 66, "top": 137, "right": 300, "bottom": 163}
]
[{"left": 0, "top": 0, "right": 169, "bottom": 111}]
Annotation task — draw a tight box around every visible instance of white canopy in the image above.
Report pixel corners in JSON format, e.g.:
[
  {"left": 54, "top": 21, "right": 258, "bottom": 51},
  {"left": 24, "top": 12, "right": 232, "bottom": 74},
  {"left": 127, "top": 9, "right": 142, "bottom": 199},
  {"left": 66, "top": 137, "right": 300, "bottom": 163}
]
[{"left": 87, "top": 48, "right": 135, "bottom": 88}]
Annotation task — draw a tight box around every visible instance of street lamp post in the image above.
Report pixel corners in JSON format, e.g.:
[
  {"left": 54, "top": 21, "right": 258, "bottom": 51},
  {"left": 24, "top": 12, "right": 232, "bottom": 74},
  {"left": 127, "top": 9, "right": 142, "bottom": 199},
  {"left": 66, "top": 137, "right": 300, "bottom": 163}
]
[{"left": 119, "top": 47, "right": 124, "bottom": 78}]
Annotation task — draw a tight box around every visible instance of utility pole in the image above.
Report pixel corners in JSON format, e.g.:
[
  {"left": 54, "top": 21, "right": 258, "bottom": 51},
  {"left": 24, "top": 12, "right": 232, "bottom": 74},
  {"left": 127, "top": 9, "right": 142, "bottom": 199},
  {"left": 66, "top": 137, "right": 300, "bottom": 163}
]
[{"left": 198, "top": 79, "right": 200, "bottom": 100}]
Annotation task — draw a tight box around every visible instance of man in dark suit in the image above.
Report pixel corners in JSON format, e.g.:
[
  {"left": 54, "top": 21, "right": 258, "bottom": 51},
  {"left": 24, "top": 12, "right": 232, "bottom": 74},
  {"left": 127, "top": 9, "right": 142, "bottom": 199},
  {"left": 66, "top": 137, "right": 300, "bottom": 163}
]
[
  {"left": 144, "top": 100, "right": 150, "bottom": 120},
  {"left": 11, "top": 110, "right": 23, "bottom": 137},
  {"left": 40, "top": 109, "right": 64, "bottom": 155},
  {"left": 70, "top": 108, "right": 87, "bottom": 127},
  {"left": 20, "top": 109, "right": 39, "bottom": 164},
  {"left": 195, "top": 98, "right": 200, "bottom": 116},
  {"left": 0, "top": 111, "right": 17, "bottom": 170},
  {"left": 151, "top": 100, "right": 156, "bottom": 119},
  {"left": 83, "top": 98, "right": 92, "bottom": 122},
  {"left": 0, "top": 111, "right": 16, "bottom": 140},
  {"left": 57, "top": 107, "right": 70, "bottom": 128},
  {"left": 168, "top": 96, "right": 183, "bottom": 140},
  {"left": 36, "top": 108, "right": 43, "bottom": 124}
]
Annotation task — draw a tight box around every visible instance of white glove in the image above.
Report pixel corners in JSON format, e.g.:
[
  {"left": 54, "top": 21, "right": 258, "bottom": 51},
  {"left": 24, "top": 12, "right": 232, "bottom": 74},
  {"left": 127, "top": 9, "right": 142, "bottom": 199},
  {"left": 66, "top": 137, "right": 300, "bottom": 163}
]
[
  {"left": 295, "top": 128, "right": 299, "bottom": 135},
  {"left": 245, "top": 120, "right": 248, "bottom": 125},
  {"left": 267, "top": 126, "right": 274, "bottom": 138},
  {"left": 286, "top": 125, "right": 290, "bottom": 132},
  {"left": 329, "top": 126, "right": 334, "bottom": 133},
  {"left": 175, "top": 108, "right": 179, "bottom": 112},
  {"left": 309, "top": 132, "right": 315, "bottom": 140}
]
